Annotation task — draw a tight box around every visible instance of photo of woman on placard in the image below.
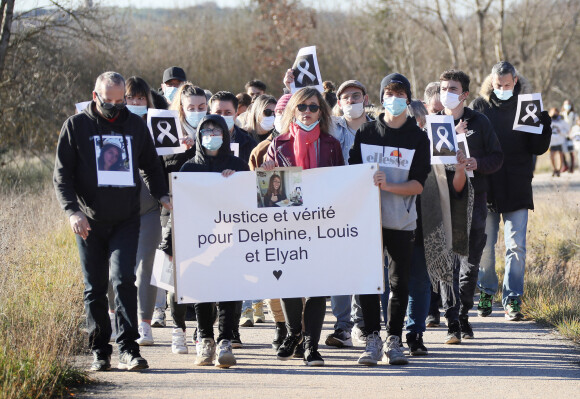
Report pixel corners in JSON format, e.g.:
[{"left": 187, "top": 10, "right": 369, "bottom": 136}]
[
  {"left": 263, "top": 174, "right": 287, "bottom": 207},
  {"left": 98, "top": 139, "right": 128, "bottom": 171}
]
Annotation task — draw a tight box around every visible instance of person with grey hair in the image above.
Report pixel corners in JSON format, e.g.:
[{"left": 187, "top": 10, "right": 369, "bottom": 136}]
[
  {"left": 54, "top": 71, "right": 171, "bottom": 372},
  {"left": 407, "top": 100, "right": 428, "bottom": 129},
  {"left": 470, "top": 61, "right": 552, "bottom": 321},
  {"left": 423, "top": 82, "right": 444, "bottom": 115}
]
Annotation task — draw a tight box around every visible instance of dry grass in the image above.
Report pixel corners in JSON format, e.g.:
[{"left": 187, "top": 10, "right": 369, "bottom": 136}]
[{"left": 0, "top": 161, "right": 90, "bottom": 399}]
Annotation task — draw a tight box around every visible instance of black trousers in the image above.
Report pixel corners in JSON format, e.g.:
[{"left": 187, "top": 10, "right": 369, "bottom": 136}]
[
  {"left": 195, "top": 301, "right": 241, "bottom": 342},
  {"left": 281, "top": 297, "right": 326, "bottom": 348},
  {"left": 359, "top": 228, "right": 414, "bottom": 338}
]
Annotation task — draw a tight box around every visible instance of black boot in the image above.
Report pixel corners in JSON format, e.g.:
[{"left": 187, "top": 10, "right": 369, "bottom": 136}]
[
  {"left": 272, "top": 322, "right": 287, "bottom": 350},
  {"left": 303, "top": 340, "right": 324, "bottom": 366}
]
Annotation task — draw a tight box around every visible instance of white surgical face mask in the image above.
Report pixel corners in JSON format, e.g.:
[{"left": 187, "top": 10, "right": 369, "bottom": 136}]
[
  {"left": 493, "top": 88, "right": 513, "bottom": 101},
  {"left": 221, "top": 115, "right": 235, "bottom": 131},
  {"left": 274, "top": 115, "right": 283, "bottom": 132},
  {"left": 342, "top": 102, "right": 365, "bottom": 119},
  {"left": 126, "top": 105, "right": 148, "bottom": 116},
  {"left": 185, "top": 111, "right": 206, "bottom": 128},
  {"left": 260, "top": 115, "right": 276, "bottom": 132},
  {"left": 440, "top": 90, "right": 462, "bottom": 110}
]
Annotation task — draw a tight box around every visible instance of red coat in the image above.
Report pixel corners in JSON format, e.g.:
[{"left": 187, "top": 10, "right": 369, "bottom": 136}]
[{"left": 265, "top": 131, "right": 344, "bottom": 169}]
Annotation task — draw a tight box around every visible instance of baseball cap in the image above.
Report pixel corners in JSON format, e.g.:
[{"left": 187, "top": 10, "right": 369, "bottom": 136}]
[{"left": 162, "top": 66, "right": 187, "bottom": 83}]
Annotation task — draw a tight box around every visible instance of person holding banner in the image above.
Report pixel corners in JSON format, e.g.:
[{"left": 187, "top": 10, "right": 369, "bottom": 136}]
[
  {"left": 54, "top": 71, "right": 171, "bottom": 371},
  {"left": 263, "top": 87, "right": 344, "bottom": 366},
  {"left": 348, "top": 73, "right": 431, "bottom": 366},
  {"left": 436, "top": 69, "right": 503, "bottom": 344},
  {"left": 160, "top": 114, "right": 249, "bottom": 368},
  {"left": 470, "top": 61, "right": 552, "bottom": 322}
]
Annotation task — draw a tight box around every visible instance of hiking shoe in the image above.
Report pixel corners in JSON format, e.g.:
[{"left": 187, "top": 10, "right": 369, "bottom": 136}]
[
  {"left": 478, "top": 292, "right": 493, "bottom": 317},
  {"left": 194, "top": 337, "right": 216, "bottom": 366},
  {"left": 303, "top": 347, "right": 324, "bottom": 366},
  {"left": 445, "top": 321, "right": 462, "bottom": 344},
  {"left": 425, "top": 313, "right": 441, "bottom": 327},
  {"left": 136, "top": 321, "right": 154, "bottom": 346},
  {"left": 352, "top": 325, "right": 367, "bottom": 344},
  {"left": 406, "top": 332, "right": 428, "bottom": 356},
  {"left": 325, "top": 329, "right": 353, "bottom": 348},
  {"left": 118, "top": 350, "right": 148, "bottom": 371},
  {"left": 505, "top": 298, "right": 523, "bottom": 321},
  {"left": 215, "top": 340, "right": 236, "bottom": 368},
  {"left": 277, "top": 333, "right": 303, "bottom": 360},
  {"left": 272, "top": 322, "right": 287, "bottom": 350},
  {"left": 357, "top": 332, "right": 382, "bottom": 365},
  {"left": 231, "top": 329, "right": 243, "bottom": 349},
  {"left": 151, "top": 307, "right": 166, "bottom": 327},
  {"left": 239, "top": 307, "right": 254, "bottom": 327},
  {"left": 171, "top": 328, "right": 188, "bottom": 354},
  {"left": 109, "top": 313, "right": 117, "bottom": 343},
  {"left": 253, "top": 301, "right": 266, "bottom": 324},
  {"left": 459, "top": 317, "right": 474, "bottom": 339},
  {"left": 382, "top": 335, "right": 408, "bottom": 365},
  {"left": 90, "top": 352, "right": 111, "bottom": 371}
]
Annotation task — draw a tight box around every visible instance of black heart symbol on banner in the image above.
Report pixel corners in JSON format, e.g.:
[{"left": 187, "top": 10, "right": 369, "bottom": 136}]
[{"left": 273, "top": 270, "right": 282, "bottom": 280}]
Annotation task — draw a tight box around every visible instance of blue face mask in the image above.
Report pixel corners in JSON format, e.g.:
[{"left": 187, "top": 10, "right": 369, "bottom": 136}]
[
  {"left": 126, "top": 105, "right": 148, "bottom": 116},
  {"left": 493, "top": 89, "right": 513, "bottom": 101},
  {"left": 294, "top": 119, "right": 320, "bottom": 132},
  {"left": 383, "top": 96, "right": 408, "bottom": 116},
  {"left": 201, "top": 135, "right": 223, "bottom": 151},
  {"left": 185, "top": 111, "right": 206, "bottom": 129},
  {"left": 164, "top": 86, "right": 178, "bottom": 103},
  {"left": 221, "top": 115, "right": 235, "bottom": 131}
]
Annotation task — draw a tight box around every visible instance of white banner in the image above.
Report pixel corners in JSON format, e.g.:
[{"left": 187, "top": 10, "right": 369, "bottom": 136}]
[{"left": 171, "top": 164, "right": 384, "bottom": 303}]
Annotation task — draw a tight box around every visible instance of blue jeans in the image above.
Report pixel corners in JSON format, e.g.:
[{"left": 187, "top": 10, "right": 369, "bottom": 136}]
[
  {"left": 405, "top": 245, "right": 431, "bottom": 334},
  {"left": 242, "top": 299, "right": 263, "bottom": 311},
  {"left": 77, "top": 215, "right": 140, "bottom": 356},
  {"left": 330, "top": 295, "right": 364, "bottom": 331},
  {"left": 478, "top": 209, "right": 528, "bottom": 308}
]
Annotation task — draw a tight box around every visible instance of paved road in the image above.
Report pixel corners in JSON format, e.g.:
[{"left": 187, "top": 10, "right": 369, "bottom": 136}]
[
  {"left": 75, "top": 299, "right": 580, "bottom": 399},
  {"left": 532, "top": 171, "right": 580, "bottom": 193}
]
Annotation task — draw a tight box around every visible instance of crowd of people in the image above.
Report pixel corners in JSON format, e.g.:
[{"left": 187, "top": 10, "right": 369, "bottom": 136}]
[{"left": 54, "top": 60, "right": 563, "bottom": 371}]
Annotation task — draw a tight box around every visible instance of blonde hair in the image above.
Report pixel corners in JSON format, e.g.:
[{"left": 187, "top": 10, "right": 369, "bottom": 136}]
[
  {"left": 280, "top": 87, "right": 331, "bottom": 135},
  {"left": 169, "top": 82, "right": 206, "bottom": 125},
  {"left": 243, "top": 94, "right": 277, "bottom": 136}
]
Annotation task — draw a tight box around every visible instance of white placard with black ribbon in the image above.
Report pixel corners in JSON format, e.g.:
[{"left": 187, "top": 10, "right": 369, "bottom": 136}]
[
  {"left": 147, "top": 109, "right": 187, "bottom": 155},
  {"left": 513, "top": 93, "right": 544, "bottom": 134},
  {"left": 426, "top": 114, "right": 458, "bottom": 165},
  {"left": 289, "top": 46, "right": 324, "bottom": 94}
]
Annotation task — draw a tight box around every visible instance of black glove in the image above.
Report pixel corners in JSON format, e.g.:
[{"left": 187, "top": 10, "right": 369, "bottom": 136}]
[{"left": 539, "top": 110, "right": 551, "bottom": 126}]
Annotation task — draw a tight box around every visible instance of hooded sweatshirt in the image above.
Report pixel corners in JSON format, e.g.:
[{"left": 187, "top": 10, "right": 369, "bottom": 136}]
[
  {"left": 348, "top": 114, "right": 431, "bottom": 231},
  {"left": 53, "top": 101, "right": 168, "bottom": 223},
  {"left": 470, "top": 74, "right": 551, "bottom": 213}
]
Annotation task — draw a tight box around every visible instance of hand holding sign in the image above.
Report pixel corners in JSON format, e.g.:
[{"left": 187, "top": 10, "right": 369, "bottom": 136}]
[{"left": 513, "top": 93, "right": 544, "bottom": 134}]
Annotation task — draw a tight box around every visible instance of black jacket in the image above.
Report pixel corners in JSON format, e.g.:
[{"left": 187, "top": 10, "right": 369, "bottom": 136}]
[
  {"left": 53, "top": 101, "right": 168, "bottom": 223},
  {"left": 470, "top": 75, "right": 551, "bottom": 212},
  {"left": 159, "top": 114, "right": 249, "bottom": 255},
  {"left": 439, "top": 107, "right": 503, "bottom": 194},
  {"left": 231, "top": 125, "right": 258, "bottom": 164}
]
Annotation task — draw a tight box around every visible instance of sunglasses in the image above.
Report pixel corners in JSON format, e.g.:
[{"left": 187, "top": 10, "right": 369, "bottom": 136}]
[
  {"left": 263, "top": 109, "right": 275, "bottom": 117},
  {"left": 96, "top": 92, "right": 126, "bottom": 110},
  {"left": 296, "top": 103, "right": 320, "bottom": 113}
]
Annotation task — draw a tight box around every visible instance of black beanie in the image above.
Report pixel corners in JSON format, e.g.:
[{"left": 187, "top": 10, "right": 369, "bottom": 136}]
[{"left": 379, "top": 73, "right": 412, "bottom": 103}]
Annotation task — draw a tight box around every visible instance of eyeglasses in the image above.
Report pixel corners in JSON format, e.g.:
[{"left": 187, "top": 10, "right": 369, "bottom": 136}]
[
  {"left": 96, "top": 92, "right": 126, "bottom": 110},
  {"left": 340, "top": 92, "right": 363, "bottom": 102},
  {"left": 263, "top": 109, "right": 275, "bottom": 117},
  {"left": 200, "top": 128, "right": 223, "bottom": 137},
  {"left": 296, "top": 104, "right": 320, "bottom": 113}
]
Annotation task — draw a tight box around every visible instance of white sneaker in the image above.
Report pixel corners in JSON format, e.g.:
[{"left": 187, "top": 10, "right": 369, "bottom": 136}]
[
  {"left": 136, "top": 321, "right": 154, "bottom": 346},
  {"left": 357, "top": 332, "right": 382, "bottom": 365},
  {"left": 194, "top": 338, "right": 216, "bottom": 366},
  {"left": 382, "top": 335, "right": 408, "bottom": 365},
  {"left": 239, "top": 308, "right": 254, "bottom": 327},
  {"left": 151, "top": 307, "right": 166, "bottom": 327},
  {"left": 215, "top": 339, "right": 236, "bottom": 368},
  {"left": 352, "top": 325, "right": 367, "bottom": 344},
  {"left": 109, "top": 313, "right": 117, "bottom": 343},
  {"left": 171, "top": 328, "right": 188, "bottom": 354}
]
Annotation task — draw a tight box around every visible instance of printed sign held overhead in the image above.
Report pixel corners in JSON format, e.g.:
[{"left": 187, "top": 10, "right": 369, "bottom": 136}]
[{"left": 290, "top": 46, "right": 323, "bottom": 93}]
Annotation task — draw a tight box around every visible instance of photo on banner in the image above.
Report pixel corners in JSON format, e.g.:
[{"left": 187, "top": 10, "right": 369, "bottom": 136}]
[
  {"left": 289, "top": 46, "right": 324, "bottom": 93},
  {"left": 513, "top": 93, "right": 543, "bottom": 134},
  {"left": 256, "top": 167, "right": 303, "bottom": 208},
  {"left": 170, "top": 164, "right": 383, "bottom": 303},
  {"left": 147, "top": 108, "right": 187, "bottom": 155},
  {"left": 456, "top": 134, "right": 474, "bottom": 178},
  {"left": 426, "top": 114, "right": 458, "bottom": 164},
  {"left": 94, "top": 135, "right": 135, "bottom": 187}
]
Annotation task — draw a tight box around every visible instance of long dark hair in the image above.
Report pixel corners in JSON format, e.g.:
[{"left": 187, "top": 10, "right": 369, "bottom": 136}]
[
  {"left": 265, "top": 173, "right": 284, "bottom": 198},
  {"left": 98, "top": 143, "right": 125, "bottom": 171},
  {"left": 126, "top": 76, "right": 154, "bottom": 109}
]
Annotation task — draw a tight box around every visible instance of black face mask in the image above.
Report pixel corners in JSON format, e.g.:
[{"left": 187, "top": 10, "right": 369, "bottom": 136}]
[{"left": 96, "top": 92, "right": 126, "bottom": 119}]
